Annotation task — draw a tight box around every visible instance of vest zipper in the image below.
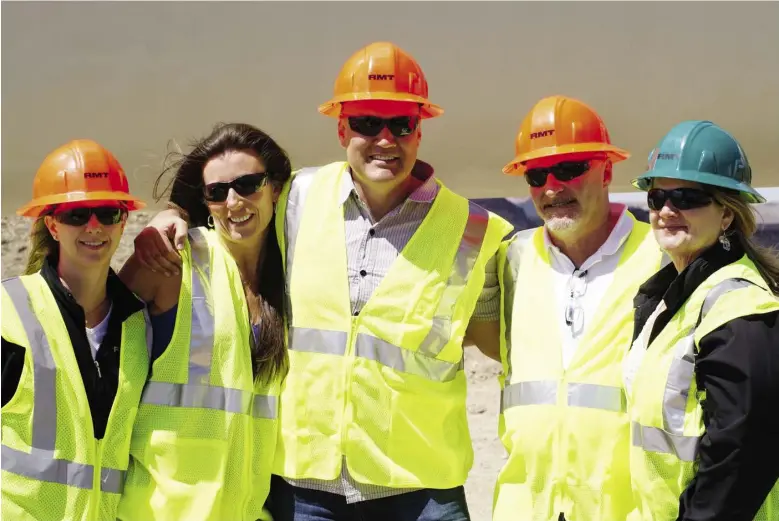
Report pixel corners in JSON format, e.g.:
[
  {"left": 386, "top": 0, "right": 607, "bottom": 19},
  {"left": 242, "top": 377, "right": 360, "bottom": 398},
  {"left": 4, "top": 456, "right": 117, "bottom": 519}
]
[
  {"left": 94, "top": 359, "right": 102, "bottom": 379},
  {"left": 89, "top": 438, "right": 101, "bottom": 521}
]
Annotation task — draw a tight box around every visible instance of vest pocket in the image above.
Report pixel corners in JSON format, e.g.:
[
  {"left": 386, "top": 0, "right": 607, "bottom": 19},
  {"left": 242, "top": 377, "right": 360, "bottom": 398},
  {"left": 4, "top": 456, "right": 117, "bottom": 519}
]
[{"left": 146, "top": 430, "right": 230, "bottom": 518}]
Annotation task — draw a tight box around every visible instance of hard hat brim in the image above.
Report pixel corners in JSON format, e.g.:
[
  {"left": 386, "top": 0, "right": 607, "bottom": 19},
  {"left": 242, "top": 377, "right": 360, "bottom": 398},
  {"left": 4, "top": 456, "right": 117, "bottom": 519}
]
[
  {"left": 631, "top": 169, "right": 766, "bottom": 204},
  {"left": 318, "top": 92, "right": 444, "bottom": 119},
  {"left": 17, "top": 191, "right": 147, "bottom": 217},
  {"left": 502, "top": 143, "right": 631, "bottom": 175}
]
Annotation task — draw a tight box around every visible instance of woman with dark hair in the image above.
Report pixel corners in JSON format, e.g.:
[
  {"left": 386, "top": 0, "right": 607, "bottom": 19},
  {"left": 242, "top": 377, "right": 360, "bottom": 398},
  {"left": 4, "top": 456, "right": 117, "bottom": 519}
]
[
  {"left": 625, "top": 121, "right": 779, "bottom": 521},
  {"left": 117, "top": 122, "right": 291, "bottom": 521}
]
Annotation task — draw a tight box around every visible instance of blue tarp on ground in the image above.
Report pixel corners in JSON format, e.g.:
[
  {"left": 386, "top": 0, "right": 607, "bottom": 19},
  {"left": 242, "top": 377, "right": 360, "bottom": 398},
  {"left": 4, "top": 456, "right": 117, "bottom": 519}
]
[{"left": 473, "top": 194, "right": 779, "bottom": 248}]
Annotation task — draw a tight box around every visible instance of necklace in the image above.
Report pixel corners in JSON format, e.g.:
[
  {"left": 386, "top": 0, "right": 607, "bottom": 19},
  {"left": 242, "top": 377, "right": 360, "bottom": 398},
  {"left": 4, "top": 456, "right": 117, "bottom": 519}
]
[{"left": 84, "top": 297, "right": 109, "bottom": 328}]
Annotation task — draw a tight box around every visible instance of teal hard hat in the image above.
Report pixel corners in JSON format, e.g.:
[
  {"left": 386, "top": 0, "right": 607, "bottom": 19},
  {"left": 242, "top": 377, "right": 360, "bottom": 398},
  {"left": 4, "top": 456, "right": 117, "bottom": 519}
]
[{"left": 632, "top": 120, "right": 765, "bottom": 204}]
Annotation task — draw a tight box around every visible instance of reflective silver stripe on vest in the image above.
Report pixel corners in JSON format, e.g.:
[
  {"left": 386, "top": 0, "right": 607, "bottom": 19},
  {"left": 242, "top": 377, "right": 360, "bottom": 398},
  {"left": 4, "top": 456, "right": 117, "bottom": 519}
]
[
  {"left": 636, "top": 278, "right": 756, "bottom": 453},
  {"left": 567, "top": 382, "right": 625, "bottom": 412},
  {"left": 631, "top": 421, "right": 698, "bottom": 462},
  {"left": 188, "top": 227, "right": 215, "bottom": 385},
  {"left": 501, "top": 381, "right": 557, "bottom": 411},
  {"left": 289, "top": 327, "right": 348, "bottom": 356},
  {"left": 284, "top": 168, "right": 320, "bottom": 277},
  {"left": 501, "top": 380, "right": 625, "bottom": 413},
  {"left": 502, "top": 230, "right": 535, "bottom": 384},
  {"left": 1, "top": 446, "right": 126, "bottom": 493},
  {"left": 2, "top": 445, "right": 92, "bottom": 489},
  {"left": 288, "top": 327, "right": 463, "bottom": 382},
  {"left": 1, "top": 278, "right": 126, "bottom": 492},
  {"left": 141, "top": 381, "right": 277, "bottom": 419},
  {"left": 139, "top": 229, "right": 276, "bottom": 419},
  {"left": 3, "top": 277, "right": 57, "bottom": 451},
  {"left": 663, "top": 278, "right": 755, "bottom": 434},
  {"left": 418, "top": 202, "right": 489, "bottom": 358},
  {"left": 355, "top": 333, "right": 462, "bottom": 382}
]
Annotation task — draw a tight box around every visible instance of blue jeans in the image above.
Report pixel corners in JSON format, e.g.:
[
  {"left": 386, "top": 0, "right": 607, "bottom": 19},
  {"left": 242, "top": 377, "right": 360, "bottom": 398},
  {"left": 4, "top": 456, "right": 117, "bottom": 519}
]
[{"left": 266, "top": 475, "right": 471, "bottom": 521}]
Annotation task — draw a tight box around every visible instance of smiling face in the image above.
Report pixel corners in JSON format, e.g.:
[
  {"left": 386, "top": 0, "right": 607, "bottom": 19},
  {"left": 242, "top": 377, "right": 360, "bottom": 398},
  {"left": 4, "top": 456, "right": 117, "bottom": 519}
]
[
  {"left": 44, "top": 200, "right": 127, "bottom": 271},
  {"left": 525, "top": 152, "right": 613, "bottom": 238},
  {"left": 649, "top": 177, "right": 733, "bottom": 268},
  {"left": 338, "top": 100, "right": 422, "bottom": 190},
  {"left": 202, "top": 149, "right": 279, "bottom": 246}
]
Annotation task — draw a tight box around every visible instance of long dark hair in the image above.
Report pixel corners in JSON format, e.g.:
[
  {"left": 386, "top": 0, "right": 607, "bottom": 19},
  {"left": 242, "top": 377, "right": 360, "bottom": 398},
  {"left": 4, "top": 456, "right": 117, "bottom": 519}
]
[{"left": 154, "top": 122, "right": 291, "bottom": 382}]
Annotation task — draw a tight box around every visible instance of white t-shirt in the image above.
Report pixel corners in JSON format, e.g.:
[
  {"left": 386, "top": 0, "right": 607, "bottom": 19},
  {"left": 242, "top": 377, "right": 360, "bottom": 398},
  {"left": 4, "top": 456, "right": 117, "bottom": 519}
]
[
  {"left": 85, "top": 303, "right": 112, "bottom": 361},
  {"left": 542, "top": 204, "right": 635, "bottom": 370}
]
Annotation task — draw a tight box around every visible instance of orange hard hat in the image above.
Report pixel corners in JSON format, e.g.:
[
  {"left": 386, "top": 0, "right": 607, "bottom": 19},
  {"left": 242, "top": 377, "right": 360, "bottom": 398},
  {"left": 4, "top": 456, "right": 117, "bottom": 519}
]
[
  {"left": 318, "top": 41, "right": 443, "bottom": 119},
  {"left": 17, "top": 139, "right": 146, "bottom": 217},
  {"left": 502, "top": 95, "right": 630, "bottom": 175}
]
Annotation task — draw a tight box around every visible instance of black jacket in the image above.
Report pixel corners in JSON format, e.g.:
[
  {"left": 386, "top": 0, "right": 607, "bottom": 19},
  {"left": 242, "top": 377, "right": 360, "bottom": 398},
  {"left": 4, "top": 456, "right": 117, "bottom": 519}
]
[
  {"left": 632, "top": 241, "right": 779, "bottom": 521},
  {"left": 1, "top": 255, "right": 146, "bottom": 439}
]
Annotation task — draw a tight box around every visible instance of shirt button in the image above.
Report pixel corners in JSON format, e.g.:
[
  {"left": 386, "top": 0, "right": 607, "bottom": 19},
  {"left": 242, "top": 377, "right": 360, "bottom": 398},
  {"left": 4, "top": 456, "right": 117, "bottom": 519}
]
[
  {"left": 359, "top": 269, "right": 367, "bottom": 277},
  {"left": 369, "top": 229, "right": 375, "bottom": 236},
  {"left": 353, "top": 310, "right": 360, "bottom": 316}
]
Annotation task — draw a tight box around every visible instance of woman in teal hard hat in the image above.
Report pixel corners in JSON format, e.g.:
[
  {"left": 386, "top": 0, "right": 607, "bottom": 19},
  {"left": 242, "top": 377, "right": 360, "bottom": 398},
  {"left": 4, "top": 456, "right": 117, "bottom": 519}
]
[{"left": 623, "top": 120, "right": 779, "bottom": 520}]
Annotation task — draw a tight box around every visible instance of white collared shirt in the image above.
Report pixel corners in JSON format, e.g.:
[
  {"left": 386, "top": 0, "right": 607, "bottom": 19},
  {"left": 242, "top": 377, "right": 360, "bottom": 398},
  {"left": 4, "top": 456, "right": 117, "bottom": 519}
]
[{"left": 543, "top": 204, "right": 635, "bottom": 370}]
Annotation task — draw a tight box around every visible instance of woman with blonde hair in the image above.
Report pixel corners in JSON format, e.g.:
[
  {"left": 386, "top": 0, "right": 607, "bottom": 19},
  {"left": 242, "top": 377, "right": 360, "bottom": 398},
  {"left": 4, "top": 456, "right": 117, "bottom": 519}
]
[
  {"left": 1, "top": 139, "right": 149, "bottom": 520},
  {"left": 624, "top": 120, "right": 779, "bottom": 521}
]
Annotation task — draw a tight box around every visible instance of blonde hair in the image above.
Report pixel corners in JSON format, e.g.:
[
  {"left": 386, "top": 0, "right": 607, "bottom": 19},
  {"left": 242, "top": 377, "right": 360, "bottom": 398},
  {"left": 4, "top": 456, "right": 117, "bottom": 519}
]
[
  {"left": 713, "top": 189, "right": 779, "bottom": 296},
  {"left": 23, "top": 217, "right": 58, "bottom": 275}
]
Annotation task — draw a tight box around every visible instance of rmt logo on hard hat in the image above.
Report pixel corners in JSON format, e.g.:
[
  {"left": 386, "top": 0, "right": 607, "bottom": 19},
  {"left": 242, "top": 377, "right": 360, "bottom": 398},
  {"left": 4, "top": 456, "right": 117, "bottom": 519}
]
[
  {"left": 530, "top": 129, "right": 555, "bottom": 139},
  {"left": 368, "top": 74, "right": 395, "bottom": 81}
]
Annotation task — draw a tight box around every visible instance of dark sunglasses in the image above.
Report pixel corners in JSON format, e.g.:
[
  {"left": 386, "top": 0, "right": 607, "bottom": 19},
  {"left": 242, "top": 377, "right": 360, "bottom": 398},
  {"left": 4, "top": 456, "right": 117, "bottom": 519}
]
[
  {"left": 203, "top": 172, "right": 268, "bottom": 203},
  {"left": 524, "top": 161, "right": 591, "bottom": 188},
  {"left": 347, "top": 115, "right": 419, "bottom": 138},
  {"left": 647, "top": 188, "right": 714, "bottom": 211},
  {"left": 53, "top": 206, "right": 126, "bottom": 226}
]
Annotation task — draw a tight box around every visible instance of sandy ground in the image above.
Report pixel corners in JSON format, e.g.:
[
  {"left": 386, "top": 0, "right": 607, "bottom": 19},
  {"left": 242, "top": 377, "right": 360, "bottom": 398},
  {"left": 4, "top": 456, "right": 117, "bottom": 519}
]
[{"left": 1, "top": 211, "right": 506, "bottom": 521}]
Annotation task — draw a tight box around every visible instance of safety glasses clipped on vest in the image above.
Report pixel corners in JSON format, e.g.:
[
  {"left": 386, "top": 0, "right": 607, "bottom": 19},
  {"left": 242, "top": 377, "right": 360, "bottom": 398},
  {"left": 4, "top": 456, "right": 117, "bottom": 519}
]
[
  {"left": 647, "top": 187, "right": 714, "bottom": 211},
  {"left": 524, "top": 161, "right": 590, "bottom": 188},
  {"left": 203, "top": 172, "right": 268, "bottom": 202},
  {"left": 53, "top": 206, "right": 127, "bottom": 226},
  {"left": 347, "top": 115, "right": 419, "bottom": 138}
]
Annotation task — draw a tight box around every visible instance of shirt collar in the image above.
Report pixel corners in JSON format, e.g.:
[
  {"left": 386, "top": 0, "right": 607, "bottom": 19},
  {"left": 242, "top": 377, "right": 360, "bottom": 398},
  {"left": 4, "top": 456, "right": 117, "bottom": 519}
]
[
  {"left": 543, "top": 203, "right": 634, "bottom": 270},
  {"left": 338, "top": 159, "right": 438, "bottom": 206},
  {"left": 41, "top": 253, "right": 145, "bottom": 319}
]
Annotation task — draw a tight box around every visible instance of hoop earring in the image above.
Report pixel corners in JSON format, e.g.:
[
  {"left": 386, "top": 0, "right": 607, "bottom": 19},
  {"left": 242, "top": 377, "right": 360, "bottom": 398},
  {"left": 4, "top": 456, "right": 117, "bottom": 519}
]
[
  {"left": 207, "top": 215, "right": 215, "bottom": 228},
  {"left": 718, "top": 232, "right": 731, "bottom": 251}
]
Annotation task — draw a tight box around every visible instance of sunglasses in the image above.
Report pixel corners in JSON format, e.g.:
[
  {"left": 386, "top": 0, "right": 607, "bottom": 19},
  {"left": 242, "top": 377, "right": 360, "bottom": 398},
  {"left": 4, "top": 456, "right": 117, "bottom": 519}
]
[
  {"left": 524, "top": 161, "right": 591, "bottom": 188},
  {"left": 53, "top": 206, "right": 126, "bottom": 226},
  {"left": 647, "top": 188, "right": 714, "bottom": 211},
  {"left": 203, "top": 172, "right": 268, "bottom": 203},
  {"left": 347, "top": 115, "right": 419, "bottom": 138}
]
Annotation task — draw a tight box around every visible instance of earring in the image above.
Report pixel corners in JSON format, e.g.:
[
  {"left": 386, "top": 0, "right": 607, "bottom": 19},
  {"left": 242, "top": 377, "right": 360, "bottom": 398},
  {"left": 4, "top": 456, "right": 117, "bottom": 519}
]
[
  {"left": 207, "top": 215, "right": 214, "bottom": 228},
  {"left": 719, "top": 232, "right": 731, "bottom": 251}
]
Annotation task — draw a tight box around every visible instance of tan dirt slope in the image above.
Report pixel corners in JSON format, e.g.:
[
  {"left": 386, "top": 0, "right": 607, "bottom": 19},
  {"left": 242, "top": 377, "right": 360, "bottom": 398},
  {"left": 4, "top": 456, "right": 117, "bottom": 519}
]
[{"left": 0, "top": 211, "right": 506, "bottom": 521}]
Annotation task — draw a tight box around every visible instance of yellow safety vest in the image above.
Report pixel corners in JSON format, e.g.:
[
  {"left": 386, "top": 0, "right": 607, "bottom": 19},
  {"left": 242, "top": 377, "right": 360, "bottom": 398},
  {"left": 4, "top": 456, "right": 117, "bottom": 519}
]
[
  {"left": 117, "top": 227, "right": 280, "bottom": 521},
  {"left": 1, "top": 273, "right": 149, "bottom": 521},
  {"left": 627, "top": 255, "right": 779, "bottom": 521},
  {"left": 493, "top": 216, "right": 664, "bottom": 521},
  {"left": 272, "top": 161, "right": 513, "bottom": 488}
]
